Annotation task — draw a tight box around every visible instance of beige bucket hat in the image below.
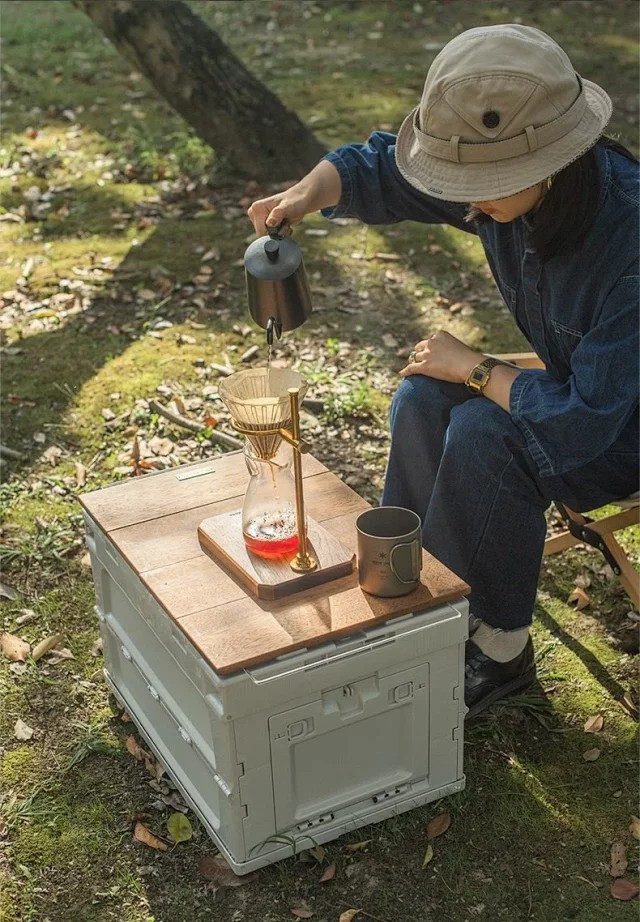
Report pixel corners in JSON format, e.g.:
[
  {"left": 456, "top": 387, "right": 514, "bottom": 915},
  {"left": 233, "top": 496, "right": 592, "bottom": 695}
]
[{"left": 395, "top": 24, "right": 612, "bottom": 202}]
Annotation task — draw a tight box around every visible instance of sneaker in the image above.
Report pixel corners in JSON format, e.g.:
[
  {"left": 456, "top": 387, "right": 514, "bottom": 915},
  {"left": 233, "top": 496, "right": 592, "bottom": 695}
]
[{"left": 465, "top": 636, "right": 536, "bottom": 718}]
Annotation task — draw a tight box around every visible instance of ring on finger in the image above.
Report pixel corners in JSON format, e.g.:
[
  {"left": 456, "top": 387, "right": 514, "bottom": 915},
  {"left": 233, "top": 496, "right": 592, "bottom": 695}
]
[{"left": 409, "top": 350, "right": 417, "bottom": 362}]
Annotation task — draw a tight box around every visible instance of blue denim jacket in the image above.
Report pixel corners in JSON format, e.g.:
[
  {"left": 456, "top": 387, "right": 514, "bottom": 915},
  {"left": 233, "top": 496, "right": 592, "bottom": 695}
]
[{"left": 321, "top": 133, "right": 639, "bottom": 479}]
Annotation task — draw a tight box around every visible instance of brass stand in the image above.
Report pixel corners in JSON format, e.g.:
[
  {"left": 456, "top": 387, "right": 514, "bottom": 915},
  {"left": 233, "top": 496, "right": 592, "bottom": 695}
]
[{"left": 230, "top": 386, "right": 318, "bottom": 573}]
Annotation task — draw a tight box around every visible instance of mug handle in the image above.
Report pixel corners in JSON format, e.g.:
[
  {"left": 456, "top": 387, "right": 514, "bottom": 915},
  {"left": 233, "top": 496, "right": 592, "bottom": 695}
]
[{"left": 390, "top": 539, "right": 422, "bottom": 584}]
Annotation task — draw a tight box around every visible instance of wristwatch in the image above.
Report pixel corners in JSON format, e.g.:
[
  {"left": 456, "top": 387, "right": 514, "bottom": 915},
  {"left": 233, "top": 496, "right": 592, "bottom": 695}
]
[{"left": 465, "top": 357, "right": 504, "bottom": 394}]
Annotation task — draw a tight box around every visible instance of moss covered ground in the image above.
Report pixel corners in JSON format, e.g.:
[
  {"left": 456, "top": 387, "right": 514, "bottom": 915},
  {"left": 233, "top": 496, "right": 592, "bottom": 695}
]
[{"left": 0, "top": 2, "right": 638, "bottom": 921}]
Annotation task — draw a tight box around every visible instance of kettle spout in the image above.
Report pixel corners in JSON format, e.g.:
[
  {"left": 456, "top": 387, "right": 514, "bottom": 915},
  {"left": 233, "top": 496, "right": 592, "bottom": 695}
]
[{"left": 266, "top": 316, "right": 283, "bottom": 346}]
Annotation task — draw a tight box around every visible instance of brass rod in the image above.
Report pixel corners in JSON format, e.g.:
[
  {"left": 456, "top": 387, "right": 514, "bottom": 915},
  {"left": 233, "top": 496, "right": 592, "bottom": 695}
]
[{"left": 288, "top": 387, "right": 317, "bottom": 572}]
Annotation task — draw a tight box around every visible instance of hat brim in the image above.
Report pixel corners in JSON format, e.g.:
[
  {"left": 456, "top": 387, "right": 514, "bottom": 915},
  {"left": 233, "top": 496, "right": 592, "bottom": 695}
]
[{"left": 395, "top": 79, "right": 612, "bottom": 202}]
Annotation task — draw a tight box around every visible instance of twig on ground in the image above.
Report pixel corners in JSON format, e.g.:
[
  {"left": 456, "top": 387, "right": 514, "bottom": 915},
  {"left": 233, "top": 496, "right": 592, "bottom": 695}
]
[
  {"left": 148, "top": 399, "right": 242, "bottom": 450},
  {"left": 0, "top": 444, "right": 24, "bottom": 459}
]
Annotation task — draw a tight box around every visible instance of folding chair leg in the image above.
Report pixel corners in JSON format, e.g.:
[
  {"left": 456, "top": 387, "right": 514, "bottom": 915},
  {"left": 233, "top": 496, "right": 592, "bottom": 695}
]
[{"left": 544, "top": 502, "right": 640, "bottom": 610}]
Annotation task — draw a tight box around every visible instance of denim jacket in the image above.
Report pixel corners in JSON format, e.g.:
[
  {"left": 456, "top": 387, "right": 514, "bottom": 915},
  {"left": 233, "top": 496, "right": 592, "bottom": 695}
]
[{"left": 321, "top": 133, "right": 639, "bottom": 479}]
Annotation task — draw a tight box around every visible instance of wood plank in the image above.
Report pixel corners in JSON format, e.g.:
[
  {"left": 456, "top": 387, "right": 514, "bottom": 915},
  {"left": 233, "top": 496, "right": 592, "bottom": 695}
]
[
  {"left": 198, "top": 513, "right": 355, "bottom": 599},
  {"left": 179, "top": 555, "right": 468, "bottom": 674},
  {"left": 79, "top": 451, "right": 327, "bottom": 531},
  {"left": 110, "top": 471, "right": 367, "bottom": 573}
]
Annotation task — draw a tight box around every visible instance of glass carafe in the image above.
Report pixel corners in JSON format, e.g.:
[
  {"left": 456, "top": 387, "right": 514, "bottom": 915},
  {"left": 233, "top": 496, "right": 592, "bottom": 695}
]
[{"left": 242, "top": 441, "right": 303, "bottom": 558}]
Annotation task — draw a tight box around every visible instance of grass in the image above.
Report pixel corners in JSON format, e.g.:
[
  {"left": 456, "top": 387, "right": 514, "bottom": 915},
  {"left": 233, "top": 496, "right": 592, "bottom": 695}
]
[{"left": 0, "top": 1, "right": 638, "bottom": 921}]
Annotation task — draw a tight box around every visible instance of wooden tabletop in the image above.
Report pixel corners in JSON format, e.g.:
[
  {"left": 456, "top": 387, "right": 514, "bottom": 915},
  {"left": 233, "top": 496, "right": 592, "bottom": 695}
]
[{"left": 81, "top": 452, "right": 469, "bottom": 674}]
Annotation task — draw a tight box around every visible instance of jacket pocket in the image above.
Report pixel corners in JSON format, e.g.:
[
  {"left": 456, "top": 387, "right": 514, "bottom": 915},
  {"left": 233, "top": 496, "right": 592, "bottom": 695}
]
[{"left": 549, "top": 318, "right": 582, "bottom": 366}]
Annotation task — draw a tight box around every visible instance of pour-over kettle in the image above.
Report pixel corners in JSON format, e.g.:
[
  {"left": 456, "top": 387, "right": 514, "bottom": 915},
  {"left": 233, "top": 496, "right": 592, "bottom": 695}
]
[{"left": 244, "top": 221, "right": 312, "bottom": 344}]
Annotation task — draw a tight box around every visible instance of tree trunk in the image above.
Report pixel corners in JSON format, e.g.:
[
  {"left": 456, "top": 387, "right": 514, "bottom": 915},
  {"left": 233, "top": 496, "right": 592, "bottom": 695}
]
[{"left": 72, "top": 0, "right": 327, "bottom": 181}]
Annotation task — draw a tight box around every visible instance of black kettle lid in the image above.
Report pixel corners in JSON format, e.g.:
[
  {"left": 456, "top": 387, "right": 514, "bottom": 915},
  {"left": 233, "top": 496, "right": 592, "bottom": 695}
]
[{"left": 244, "top": 224, "right": 303, "bottom": 281}]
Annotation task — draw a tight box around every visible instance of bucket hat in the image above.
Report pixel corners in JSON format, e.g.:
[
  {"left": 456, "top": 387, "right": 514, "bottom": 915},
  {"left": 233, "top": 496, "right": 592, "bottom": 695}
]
[{"left": 395, "top": 24, "right": 612, "bottom": 202}]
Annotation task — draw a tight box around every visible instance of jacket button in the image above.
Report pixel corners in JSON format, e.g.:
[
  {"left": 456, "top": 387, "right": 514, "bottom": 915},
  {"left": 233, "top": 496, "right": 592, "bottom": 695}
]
[{"left": 482, "top": 111, "right": 500, "bottom": 129}]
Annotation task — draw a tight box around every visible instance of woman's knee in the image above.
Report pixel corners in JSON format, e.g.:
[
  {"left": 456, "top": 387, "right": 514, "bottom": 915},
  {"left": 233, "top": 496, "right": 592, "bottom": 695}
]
[{"left": 389, "top": 376, "right": 466, "bottom": 432}]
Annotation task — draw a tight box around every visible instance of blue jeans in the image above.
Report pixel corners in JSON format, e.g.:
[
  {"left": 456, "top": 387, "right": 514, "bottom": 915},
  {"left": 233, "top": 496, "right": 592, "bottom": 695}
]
[{"left": 381, "top": 376, "right": 639, "bottom": 631}]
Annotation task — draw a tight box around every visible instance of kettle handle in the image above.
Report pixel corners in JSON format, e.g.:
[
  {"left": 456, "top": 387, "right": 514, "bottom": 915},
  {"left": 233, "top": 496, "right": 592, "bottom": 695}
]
[{"left": 268, "top": 219, "right": 291, "bottom": 239}]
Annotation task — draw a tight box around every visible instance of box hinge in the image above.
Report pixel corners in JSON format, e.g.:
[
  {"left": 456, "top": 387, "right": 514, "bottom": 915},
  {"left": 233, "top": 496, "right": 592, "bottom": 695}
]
[
  {"left": 371, "top": 782, "right": 410, "bottom": 805},
  {"left": 295, "top": 812, "right": 335, "bottom": 832}
]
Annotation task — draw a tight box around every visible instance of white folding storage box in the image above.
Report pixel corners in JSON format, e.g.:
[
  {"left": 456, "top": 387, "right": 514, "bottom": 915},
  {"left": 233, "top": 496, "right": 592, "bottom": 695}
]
[{"left": 81, "top": 455, "right": 468, "bottom": 875}]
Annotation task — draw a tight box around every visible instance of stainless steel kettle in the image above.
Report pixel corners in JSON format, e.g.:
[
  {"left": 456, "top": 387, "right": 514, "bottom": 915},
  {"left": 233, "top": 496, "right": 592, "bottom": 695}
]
[{"left": 244, "top": 221, "right": 312, "bottom": 344}]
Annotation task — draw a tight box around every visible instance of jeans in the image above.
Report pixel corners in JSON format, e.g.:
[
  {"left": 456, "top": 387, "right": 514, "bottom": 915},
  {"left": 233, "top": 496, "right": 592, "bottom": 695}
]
[{"left": 381, "top": 376, "right": 639, "bottom": 631}]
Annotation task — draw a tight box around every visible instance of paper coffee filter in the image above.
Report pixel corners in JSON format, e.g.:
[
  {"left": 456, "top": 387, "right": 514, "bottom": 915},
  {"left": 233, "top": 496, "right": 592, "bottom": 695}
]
[{"left": 218, "top": 367, "right": 308, "bottom": 458}]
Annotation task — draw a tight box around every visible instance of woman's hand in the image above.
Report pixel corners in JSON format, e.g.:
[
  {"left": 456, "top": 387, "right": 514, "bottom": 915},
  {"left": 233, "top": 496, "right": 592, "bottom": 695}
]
[
  {"left": 247, "top": 161, "right": 342, "bottom": 236},
  {"left": 247, "top": 187, "right": 311, "bottom": 237},
  {"left": 399, "top": 330, "right": 482, "bottom": 384}
]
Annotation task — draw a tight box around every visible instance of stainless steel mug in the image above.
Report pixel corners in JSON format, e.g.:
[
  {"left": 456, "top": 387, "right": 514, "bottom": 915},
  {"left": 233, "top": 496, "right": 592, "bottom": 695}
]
[{"left": 356, "top": 506, "right": 422, "bottom": 597}]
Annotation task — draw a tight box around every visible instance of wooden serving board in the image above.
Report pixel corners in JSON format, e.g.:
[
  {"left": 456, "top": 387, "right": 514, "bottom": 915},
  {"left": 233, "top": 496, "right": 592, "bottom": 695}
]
[{"left": 198, "top": 511, "right": 355, "bottom": 600}]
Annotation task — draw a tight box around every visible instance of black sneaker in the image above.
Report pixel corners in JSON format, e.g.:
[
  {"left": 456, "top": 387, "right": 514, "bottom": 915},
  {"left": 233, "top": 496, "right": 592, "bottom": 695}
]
[{"left": 465, "top": 636, "right": 536, "bottom": 719}]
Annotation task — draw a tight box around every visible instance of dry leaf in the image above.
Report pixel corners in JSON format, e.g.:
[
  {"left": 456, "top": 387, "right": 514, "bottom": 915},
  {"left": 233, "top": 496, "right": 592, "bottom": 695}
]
[
  {"left": 0, "top": 632, "right": 30, "bottom": 662},
  {"left": 121, "top": 711, "right": 133, "bottom": 723},
  {"left": 567, "top": 587, "right": 589, "bottom": 610},
  {"left": 629, "top": 816, "right": 640, "bottom": 840},
  {"left": 32, "top": 633, "right": 64, "bottom": 662},
  {"left": 582, "top": 748, "right": 601, "bottom": 762},
  {"left": 80, "top": 552, "right": 92, "bottom": 569},
  {"left": 574, "top": 573, "right": 591, "bottom": 589},
  {"left": 133, "top": 821, "right": 168, "bottom": 851},
  {"left": 422, "top": 843, "right": 434, "bottom": 868},
  {"left": 14, "top": 718, "right": 34, "bottom": 741},
  {"left": 427, "top": 812, "right": 451, "bottom": 840},
  {"left": 339, "top": 911, "right": 361, "bottom": 922},
  {"left": 198, "top": 853, "right": 243, "bottom": 887},
  {"left": 584, "top": 714, "right": 604, "bottom": 733},
  {"left": 126, "top": 735, "right": 152, "bottom": 762},
  {"left": 344, "top": 840, "right": 372, "bottom": 852},
  {"left": 610, "top": 842, "right": 628, "bottom": 878},
  {"left": 75, "top": 462, "right": 86, "bottom": 487},
  {"left": 309, "top": 845, "right": 326, "bottom": 862},
  {"left": 610, "top": 878, "right": 639, "bottom": 901},
  {"left": 319, "top": 863, "right": 336, "bottom": 882},
  {"left": 290, "top": 910, "right": 314, "bottom": 919}
]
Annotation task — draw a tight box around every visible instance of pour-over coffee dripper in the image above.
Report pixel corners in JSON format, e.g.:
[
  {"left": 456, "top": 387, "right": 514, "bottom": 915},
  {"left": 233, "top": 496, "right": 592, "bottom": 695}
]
[{"left": 218, "top": 368, "right": 315, "bottom": 569}]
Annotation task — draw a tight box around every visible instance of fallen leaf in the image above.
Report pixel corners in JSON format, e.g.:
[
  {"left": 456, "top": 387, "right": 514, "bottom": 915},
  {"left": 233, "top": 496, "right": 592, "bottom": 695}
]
[
  {"left": 0, "top": 582, "right": 21, "bottom": 601},
  {"left": 101, "top": 408, "right": 116, "bottom": 421},
  {"left": 138, "top": 288, "right": 157, "bottom": 301},
  {"left": 80, "top": 552, "right": 92, "bottom": 569},
  {"left": 620, "top": 694, "right": 639, "bottom": 719},
  {"left": 0, "top": 632, "right": 30, "bottom": 662},
  {"left": 339, "top": 911, "right": 361, "bottom": 922},
  {"left": 126, "top": 735, "right": 153, "bottom": 762},
  {"left": 121, "top": 711, "right": 133, "bottom": 723},
  {"left": 344, "top": 840, "right": 372, "bottom": 852},
  {"left": 47, "top": 646, "right": 74, "bottom": 665},
  {"left": 319, "top": 863, "right": 336, "bottom": 882},
  {"left": 91, "top": 637, "right": 103, "bottom": 657},
  {"left": 309, "top": 845, "right": 326, "bottom": 862},
  {"left": 584, "top": 714, "right": 604, "bottom": 733},
  {"left": 574, "top": 573, "right": 591, "bottom": 589},
  {"left": 133, "top": 821, "right": 168, "bottom": 851},
  {"left": 198, "top": 853, "right": 243, "bottom": 887},
  {"left": 41, "top": 445, "right": 62, "bottom": 466},
  {"left": 567, "top": 587, "right": 589, "bottom": 610},
  {"left": 610, "top": 842, "right": 628, "bottom": 878},
  {"left": 14, "top": 718, "right": 34, "bottom": 741},
  {"left": 291, "top": 910, "right": 314, "bottom": 919},
  {"left": 167, "top": 812, "right": 192, "bottom": 843},
  {"left": 75, "top": 462, "right": 86, "bottom": 487},
  {"left": 630, "top": 816, "right": 640, "bottom": 840},
  {"left": 422, "top": 843, "right": 434, "bottom": 868},
  {"left": 583, "top": 747, "right": 601, "bottom": 762},
  {"left": 610, "top": 878, "right": 639, "bottom": 901},
  {"left": 32, "top": 633, "right": 65, "bottom": 662},
  {"left": 427, "top": 812, "right": 451, "bottom": 840}
]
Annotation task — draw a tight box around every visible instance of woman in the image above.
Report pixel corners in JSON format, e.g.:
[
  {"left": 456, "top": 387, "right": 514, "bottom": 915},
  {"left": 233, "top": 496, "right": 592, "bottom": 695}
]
[{"left": 248, "top": 24, "right": 639, "bottom": 716}]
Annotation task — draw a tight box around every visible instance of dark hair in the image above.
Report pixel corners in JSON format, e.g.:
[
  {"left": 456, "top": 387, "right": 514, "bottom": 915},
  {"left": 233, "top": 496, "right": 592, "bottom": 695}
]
[{"left": 465, "top": 136, "right": 638, "bottom": 262}]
